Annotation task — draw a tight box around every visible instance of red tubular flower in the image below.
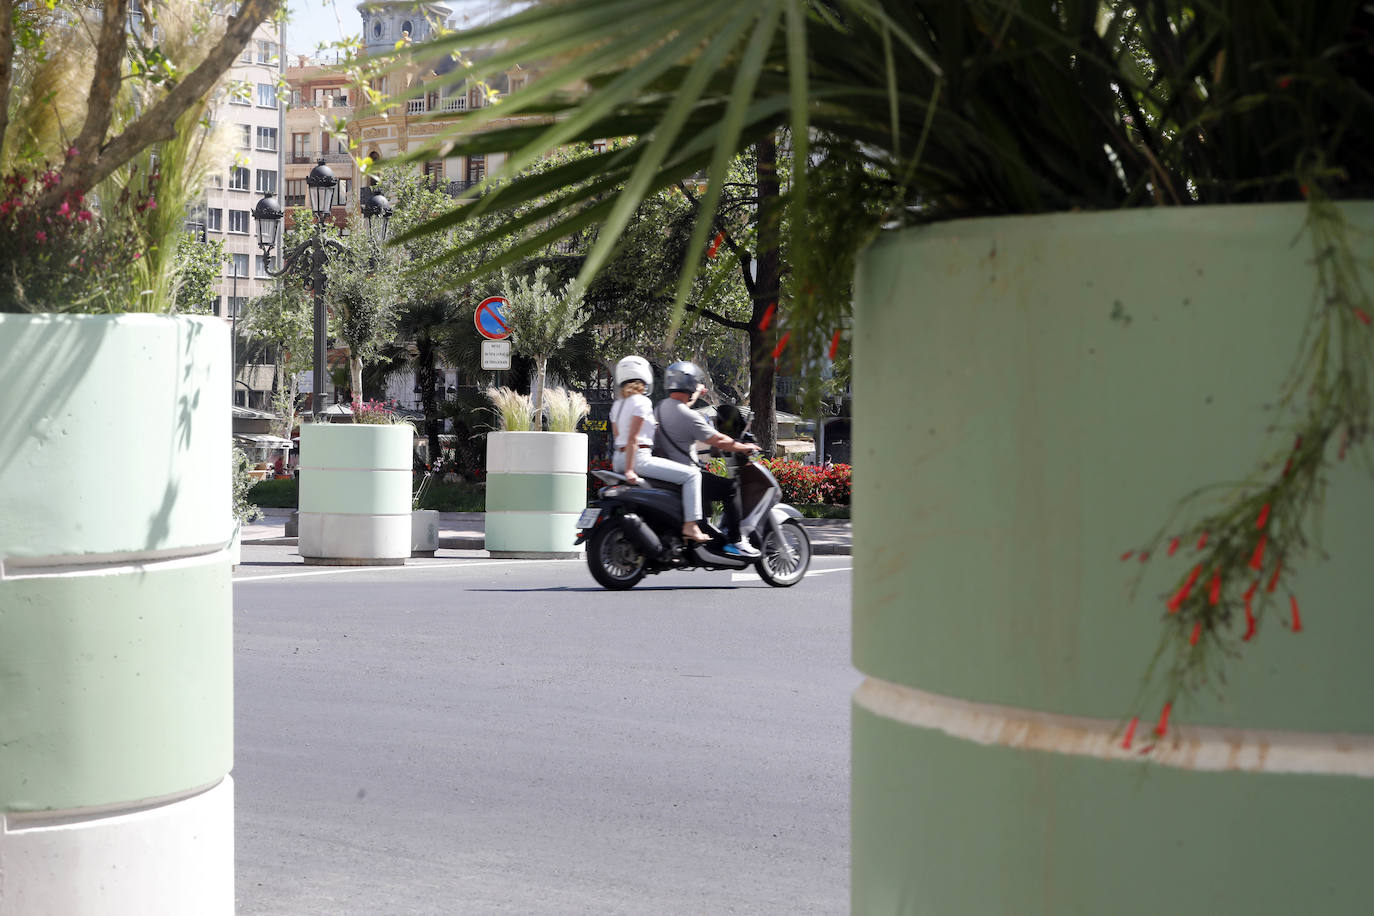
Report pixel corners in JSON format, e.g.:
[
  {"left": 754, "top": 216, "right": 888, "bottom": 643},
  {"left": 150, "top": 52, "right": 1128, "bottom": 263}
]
[
  {"left": 1154, "top": 702, "right": 1173, "bottom": 737},
  {"left": 829, "top": 329, "right": 842, "bottom": 360},
  {"left": 707, "top": 232, "right": 724, "bottom": 259},
  {"left": 1256, "top": 503, "right": 1271, "bottom": 529},
  {"left": 1244, "top": 595, "right": 1256, "bottom": 641},
  {"left": 1290, "top": 595, "right": 1303, "bottom": 632},
  {"left": 759, "top": 301, "right": 777, "bottom": 332},
  {"left": 1189, "top": 621, "right": 1202, "bottom": 646},
  {"left": 1121, "top": 717, "right": 1138, "bottom": 750},
  {"left": 1138, "top": 551, "right": 1149, "bottom": 563},
  {"left": 1249, "top": 535, "right": 1267, "bottom": 571},
  {"left": 1207, "top": 572, "right": 1221, "bottom": 606},
  {"left": 1355, "top": 308, "right": 1372, "bottom": 326},
  {"left": 1196, "top": 531, "right": 1208, "bottom": 550},
  {"left": 772, "top": 332, "right": 790, "bottom": 361},
  {"left": 1277, "top": 76, "right": 1293, "bottom": 89},
  {"left": 1266, "top": 564, "right": 1282, "bottom": 594},
  {"left": 1167, "top": 537, "right": 1180, "bottom": 557},
  {"left": 1167, "top": 565, "right": 1203, "bottom": 613}
]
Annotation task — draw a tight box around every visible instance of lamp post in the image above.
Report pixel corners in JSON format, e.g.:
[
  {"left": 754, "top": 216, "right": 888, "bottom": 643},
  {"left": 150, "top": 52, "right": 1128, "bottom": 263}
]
[{"left": 252, "top": 159, "right": 395, "bottom": 419}]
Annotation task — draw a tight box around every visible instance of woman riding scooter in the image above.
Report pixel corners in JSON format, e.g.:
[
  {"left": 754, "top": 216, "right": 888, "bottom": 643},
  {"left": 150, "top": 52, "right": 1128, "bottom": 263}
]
[{"left": 609, "top": 355, "right": 711, "bottom": 544}]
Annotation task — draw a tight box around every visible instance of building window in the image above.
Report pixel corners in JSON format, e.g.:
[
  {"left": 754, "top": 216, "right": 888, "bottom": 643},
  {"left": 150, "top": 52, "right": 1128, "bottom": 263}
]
[
  {"left": 227, "top": 296, "right": 247, "bottom": 318},
  {"left": 320, "top": 132, "right": 331, "bottom": 156},
  {"left": 229, "top": 166, "right": 250, "bottom": 191},
  {"left": 256, "top": 39, "right": 278, "bottom": 64},
  {"left": 423, "top": 160, "right": 444, "bottom": 182},
  {"left": 229, "top": 253, "right": 249, "bottom": 277},
  {"left": 228, "top": 209, "right": 249, "bottom": 234},
  {"left": 401, "top": 19, "right": 413, "bottom": 37},
  {"left": 206, "top": 208, "right": 223, "bottom": 232},
  {"left": 255, "top": 254, "right": 272, "bottom": 277},
  {"left": 284, "top": 178, "right": 306, "bottom": 208},
  {"left": 466, "top": 154, "right": 485, "bottom": 184},
  {"left": 229, "top": 89, "right": 250, "bottom": 106},
  {"left": 256, "top": 126, "right": 278, "bottom": 151},
  {"left": 238, "top": 124, "right": 251, "bottom": 149},
  {"left": 337, "top": 178, "right": 352, "bottom": 204},
  {"left": 239, "top": 44, "right": 253, "bottom": 64},
  {"left": 257, "top": 83, "right": 277, "bottom": 108},
  {"left": 209, "top": 172, "right": 224, "bottom": 189},
  {"left": 256, "top": 169, "right": 277, "bottom": 194},
  {"left": 291, "top": 132, "right": 310, "bottom": 161}
]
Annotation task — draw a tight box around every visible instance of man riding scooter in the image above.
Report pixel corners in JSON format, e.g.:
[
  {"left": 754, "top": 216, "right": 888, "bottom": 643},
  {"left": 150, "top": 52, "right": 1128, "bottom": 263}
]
[{"left": 653, "top": 361, "right": 762, "bottom": 558}]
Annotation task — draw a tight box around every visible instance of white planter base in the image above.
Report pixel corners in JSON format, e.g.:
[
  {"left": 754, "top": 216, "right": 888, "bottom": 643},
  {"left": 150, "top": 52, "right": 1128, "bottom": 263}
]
[
  {"left": 411, "top": 509, "right": 439, "bottom": 557},
  {"left": 298, "top": 512, "right": 409, "bottom": 565},
  {"left": 0, "top": 777, "right": 234, "bottom": 915}
]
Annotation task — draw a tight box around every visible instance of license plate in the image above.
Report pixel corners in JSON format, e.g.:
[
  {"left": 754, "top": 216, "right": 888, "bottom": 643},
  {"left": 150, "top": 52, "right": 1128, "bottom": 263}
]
[{"left": 576, "top": 507, "right": 601, "bottom": 528}]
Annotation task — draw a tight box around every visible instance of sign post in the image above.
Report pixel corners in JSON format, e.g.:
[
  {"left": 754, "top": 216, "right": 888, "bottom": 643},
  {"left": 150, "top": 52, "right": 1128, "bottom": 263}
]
[{"left": 475, "top": 296, "right": 512, "bottom": 384}]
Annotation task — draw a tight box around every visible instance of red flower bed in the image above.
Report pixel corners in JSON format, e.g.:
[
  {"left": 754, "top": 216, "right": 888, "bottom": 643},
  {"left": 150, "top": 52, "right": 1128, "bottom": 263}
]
[{"left": 759, "top": 458, "right": 851, "bottom": 506}]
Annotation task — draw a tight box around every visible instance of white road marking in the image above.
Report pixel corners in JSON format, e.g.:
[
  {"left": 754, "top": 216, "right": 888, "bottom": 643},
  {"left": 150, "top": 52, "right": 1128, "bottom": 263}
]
[
  {"left": 731, "top": 565, "right": 851, "bottom": 583},
  {"left": 235, "top": 558, "right": 577, "bottom": 583}
]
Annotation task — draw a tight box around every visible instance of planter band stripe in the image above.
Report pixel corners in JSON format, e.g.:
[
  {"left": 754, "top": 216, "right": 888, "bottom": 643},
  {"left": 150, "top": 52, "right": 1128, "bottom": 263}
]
[
  {"left": 1, "top": 542, "right": 231, "bottom": 579},
  {"left": 855, "top": 677, "right": 1374, "bottom": 778},
  {"left": 485, "top": 471, "right": 587, "bottom": 513}
]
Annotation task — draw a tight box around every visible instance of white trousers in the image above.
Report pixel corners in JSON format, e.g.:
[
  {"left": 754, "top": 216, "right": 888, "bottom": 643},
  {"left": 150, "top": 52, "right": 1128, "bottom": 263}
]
[{"left": 613, "top": 447, "right": 703, "bottom": 523}]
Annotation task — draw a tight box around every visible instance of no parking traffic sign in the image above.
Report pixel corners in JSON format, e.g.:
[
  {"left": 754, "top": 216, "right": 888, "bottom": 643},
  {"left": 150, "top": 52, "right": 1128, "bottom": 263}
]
[{"left": 474, "top": 296, "right": 511, "bottom": 340}]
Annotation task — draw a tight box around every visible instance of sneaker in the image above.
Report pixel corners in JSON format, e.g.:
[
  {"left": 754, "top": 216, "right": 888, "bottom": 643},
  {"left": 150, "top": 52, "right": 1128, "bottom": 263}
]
[{"left": 723, "top": 541, "right": 760, "bottom": 558}]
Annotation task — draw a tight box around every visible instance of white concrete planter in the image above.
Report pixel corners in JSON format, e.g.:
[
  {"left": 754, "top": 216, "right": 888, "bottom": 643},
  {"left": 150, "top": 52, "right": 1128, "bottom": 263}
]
[
  {"left": 298, "top": 423, "right": 413, "bottom": 565},
  {"left": 485, "top": 431, "right": 587, "bottom": 558},
  {"left": 412, "top": 509, "right": 439, "bottom": 557},
  {"left": 0, "top": 314, "right": 234, "bottom": 915}
]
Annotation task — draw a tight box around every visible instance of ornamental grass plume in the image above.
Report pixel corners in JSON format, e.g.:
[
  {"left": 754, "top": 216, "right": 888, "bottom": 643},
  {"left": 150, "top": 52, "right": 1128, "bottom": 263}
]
[
  {"left": 484, "top": 386, "right": 535, "bottom": 432},
  {"left": 543, "top": 387, "right": 589, "bottom": 433}
]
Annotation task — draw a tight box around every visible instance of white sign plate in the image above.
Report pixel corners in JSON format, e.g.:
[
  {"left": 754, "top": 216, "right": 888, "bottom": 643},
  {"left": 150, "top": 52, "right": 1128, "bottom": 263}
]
[{"left": 481, "top": 338, "right": 512, "bottom": 370}]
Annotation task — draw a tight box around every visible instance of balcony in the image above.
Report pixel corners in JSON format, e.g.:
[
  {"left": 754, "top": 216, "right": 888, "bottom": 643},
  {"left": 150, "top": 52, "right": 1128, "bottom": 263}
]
[
  {"left": 289, "top": 152, "right": 353, "bottom": 165},
  {"left": 407, "top": 98, "right": 427, "bottom": 114}
]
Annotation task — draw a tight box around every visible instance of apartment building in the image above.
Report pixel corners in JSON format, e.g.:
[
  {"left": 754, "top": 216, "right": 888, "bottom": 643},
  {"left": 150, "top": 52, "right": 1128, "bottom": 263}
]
[
  {"left": 284, "top": 55, "right": 358, "bottom": 217},
  {"left": 198, "top": 21, "right": 284, "bottom": 406}
]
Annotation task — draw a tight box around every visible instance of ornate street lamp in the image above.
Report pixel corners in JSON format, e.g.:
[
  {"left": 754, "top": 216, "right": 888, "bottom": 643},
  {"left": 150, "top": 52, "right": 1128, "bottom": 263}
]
[
  {"left": 361, "top": 190, "right": 394, "bottom": 242},
  {"left": 252, "top": 158, "right": 367, "bottom": 419}
]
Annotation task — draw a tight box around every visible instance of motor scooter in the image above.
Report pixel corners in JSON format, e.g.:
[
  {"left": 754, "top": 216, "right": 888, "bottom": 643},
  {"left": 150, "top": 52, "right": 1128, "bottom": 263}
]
[{"left": 576, "top": 420, "right": 811, "bottom": 589}]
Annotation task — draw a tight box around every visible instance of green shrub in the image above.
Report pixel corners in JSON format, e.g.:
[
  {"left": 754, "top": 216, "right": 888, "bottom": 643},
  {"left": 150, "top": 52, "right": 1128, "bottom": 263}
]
[
  {"left": 415, "top": 480, "right": 486, "bottom": 512},
  {"left": 247, "top": 477, "right": 298, "bottom": 508}
]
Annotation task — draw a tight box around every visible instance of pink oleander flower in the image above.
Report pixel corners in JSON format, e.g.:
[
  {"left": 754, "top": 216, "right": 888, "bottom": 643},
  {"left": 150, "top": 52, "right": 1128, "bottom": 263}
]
[
  {"left": 77, "top": 209, "right": 93, "bottom": 222},
  {"left": 57, "top": 201, "right": 70, "bottom": 216},
  {"left": 66, "top": 146, "right": 79, "bottom": 159},
  {"left": 34, "top": 230, "right": 47, "bottom": 243}
]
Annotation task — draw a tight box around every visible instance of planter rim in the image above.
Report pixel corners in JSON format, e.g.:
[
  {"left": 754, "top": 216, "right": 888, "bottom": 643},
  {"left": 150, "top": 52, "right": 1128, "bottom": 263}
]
[
  {"left": 0, "top": 311, "right": 217, "bottom": 324},
  {"left": 488, "top": 430, "right": 588, "bottom": 437},
  {"left": 869, "top": 199, "right": 1374, "bottom": 248}
]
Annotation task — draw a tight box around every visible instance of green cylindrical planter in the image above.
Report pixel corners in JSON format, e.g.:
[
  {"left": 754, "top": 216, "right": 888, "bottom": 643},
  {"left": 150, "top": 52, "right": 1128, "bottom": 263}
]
[
  {"left": 851, "top": 203, "right": 1374, "bottom": 914},
  {"left": 298, "top": 423, "right": 414, "bottom": 565},
  {"left": 0, "top": 314, "right": 233, "bottom": 914},
  {"left": 485, "top": 431, "right": 587, "bottom": 558}
]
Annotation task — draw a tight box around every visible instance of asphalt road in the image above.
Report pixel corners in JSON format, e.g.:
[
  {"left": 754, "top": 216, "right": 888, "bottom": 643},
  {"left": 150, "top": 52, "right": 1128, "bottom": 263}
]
[{"left": 233, "top": 546, "right": 857, "bottom": 915}]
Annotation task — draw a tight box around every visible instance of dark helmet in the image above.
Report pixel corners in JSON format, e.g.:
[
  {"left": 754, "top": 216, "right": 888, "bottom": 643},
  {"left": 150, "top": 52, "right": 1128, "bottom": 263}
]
[{"left": 664, "top": 360, "right": 705, "bottom": 394}]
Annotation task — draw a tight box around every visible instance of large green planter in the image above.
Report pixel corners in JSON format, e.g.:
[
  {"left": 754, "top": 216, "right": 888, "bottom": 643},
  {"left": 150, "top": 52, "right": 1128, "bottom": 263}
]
[
  {"left": 485, "top": 431, "right": 587, "bottom": 558},
  {"left": 851, "top": 203, "right": 1374, "bottom": 914},
  {"left": 298, "top": 423, "right": 414, "bottom": 565},
  {"left": 0, "top": 314, "right": 233, "bottom": 914}
]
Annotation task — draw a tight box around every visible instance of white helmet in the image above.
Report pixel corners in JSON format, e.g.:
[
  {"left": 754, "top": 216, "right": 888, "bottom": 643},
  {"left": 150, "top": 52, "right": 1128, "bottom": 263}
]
[{"left": 614, "top": 355, "right": 653, "bottom": 395}]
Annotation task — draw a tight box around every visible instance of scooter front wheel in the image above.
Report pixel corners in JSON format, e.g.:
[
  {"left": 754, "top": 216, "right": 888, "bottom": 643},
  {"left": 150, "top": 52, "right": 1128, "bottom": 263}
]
[
  {"left": 756, "top": 518, "right": 811, "bottom": 587},
  {"left": 587, "top": 521, "right": 648, "bottom": 590}
]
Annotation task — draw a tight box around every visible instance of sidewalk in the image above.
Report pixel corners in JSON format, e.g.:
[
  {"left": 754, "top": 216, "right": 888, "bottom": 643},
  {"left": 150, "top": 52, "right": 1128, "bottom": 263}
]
[{"left": 245, "top": 507, "right": 852, "bottom": 556}]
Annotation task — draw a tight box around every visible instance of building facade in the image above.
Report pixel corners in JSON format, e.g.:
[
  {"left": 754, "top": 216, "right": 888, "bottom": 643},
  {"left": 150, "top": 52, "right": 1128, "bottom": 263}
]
[{"left": 200, "top": 21, "right": 284, "bottom": 406}]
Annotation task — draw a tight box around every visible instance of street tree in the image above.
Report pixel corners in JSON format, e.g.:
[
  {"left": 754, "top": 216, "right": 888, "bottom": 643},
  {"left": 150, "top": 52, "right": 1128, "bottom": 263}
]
[
  {"left": 173, "top": 232, "right": 226, "bottom": 314},
  {"left": 324, "top": 216, "right": 402, "bottom": 407},
  {"left": 499, "top": 264, "right": 588, "bottom": 424}
]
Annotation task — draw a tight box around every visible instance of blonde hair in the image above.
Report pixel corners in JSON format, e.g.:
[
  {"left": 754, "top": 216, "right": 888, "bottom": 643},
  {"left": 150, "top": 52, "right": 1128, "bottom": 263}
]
[{"left": 619, "top": 379, "right": 646, "bottom": 397}]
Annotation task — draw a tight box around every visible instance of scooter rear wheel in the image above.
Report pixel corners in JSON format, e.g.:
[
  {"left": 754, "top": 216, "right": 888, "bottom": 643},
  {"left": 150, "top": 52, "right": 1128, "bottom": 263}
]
[
  {"left": 587, "top": 521, "right": 648, "bottom": 590},
  {"left": 756, "top": 518, "right": 811, "bottom": 587}
]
